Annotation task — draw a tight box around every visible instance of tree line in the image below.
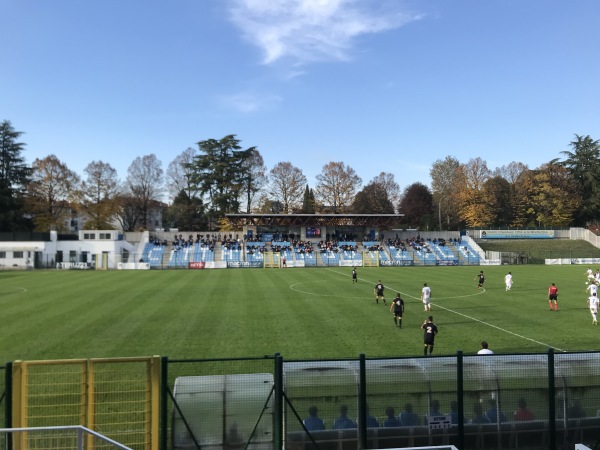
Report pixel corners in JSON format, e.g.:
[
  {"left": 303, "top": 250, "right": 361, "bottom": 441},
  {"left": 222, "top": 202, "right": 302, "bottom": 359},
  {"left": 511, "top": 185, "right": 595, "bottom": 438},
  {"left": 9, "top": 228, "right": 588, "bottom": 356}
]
[{"left": 1, "top": 119, "right": 598, "bottom": 232}]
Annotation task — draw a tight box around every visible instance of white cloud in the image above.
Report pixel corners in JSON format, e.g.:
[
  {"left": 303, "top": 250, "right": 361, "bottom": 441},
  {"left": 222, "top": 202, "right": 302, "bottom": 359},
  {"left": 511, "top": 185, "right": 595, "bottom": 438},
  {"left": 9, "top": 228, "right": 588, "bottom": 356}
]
[
  {"left": 219, "top": 91, "right": 283, "bottom": 113},
  {"left": 228, "top": 0, "right": 421, "bottom": 65}
]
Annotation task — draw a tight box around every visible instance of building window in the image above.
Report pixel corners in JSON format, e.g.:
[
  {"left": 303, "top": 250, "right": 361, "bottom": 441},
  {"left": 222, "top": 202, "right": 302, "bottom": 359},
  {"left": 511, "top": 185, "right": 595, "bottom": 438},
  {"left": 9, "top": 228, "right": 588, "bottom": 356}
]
[
  {"left": 13, "top": 251, "right": 24, "bottom": 258},
  {"left": 100, "top": 233, "right": 111, "bottom": 240},
  {"left": 0, "top": 251, "right": 5, "bottom": 258}
]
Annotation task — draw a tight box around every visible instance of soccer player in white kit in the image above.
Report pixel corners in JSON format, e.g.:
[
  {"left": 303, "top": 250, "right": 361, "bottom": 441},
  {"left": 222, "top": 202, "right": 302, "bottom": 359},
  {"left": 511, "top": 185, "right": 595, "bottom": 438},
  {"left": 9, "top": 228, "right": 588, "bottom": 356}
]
[
  {"left": 586, "top": 282, "right": 598, "bottom": 297},
  {"left": 586, "top": 267, "right": 595, "bottom": 282},
  {"left": 504, "top": 272, "right": 513, "bottom": 291},
  {"left": 588, "top": 292, "right": 599, "bottom": 325},
  {"left": 421, "top": 283, "right": 431, "bottom": 311}
]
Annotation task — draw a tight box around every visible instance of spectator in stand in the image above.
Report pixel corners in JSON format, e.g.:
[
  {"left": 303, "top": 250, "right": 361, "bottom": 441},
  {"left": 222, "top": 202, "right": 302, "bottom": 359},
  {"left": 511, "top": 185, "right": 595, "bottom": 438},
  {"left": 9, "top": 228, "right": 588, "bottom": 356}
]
[
  {"left": 303, "top": 406, "right": 325, "bottom": 431},
  {"left": 399, "top": 403, "right": 420, "bottom": 427},
  {"left": 485, "top": 399, "right": 507, "bottom": 423},
  {"left": 471, "top": 403, "right": 490, "bottom": 424},
  {"left": 424, "top": 399, "right": 443, "bottom": 424},
  {"left": 513, "top": 397, "right": 535, "bottom": 421},
  {"left": 366, "top": 405, "right": 379, "bottom": 428},
  {"left": 382, "top": 407, "right": 401, "bottom": 427},
  {"left": 332, "top": 405, "right": 357, "bottom": 429}
]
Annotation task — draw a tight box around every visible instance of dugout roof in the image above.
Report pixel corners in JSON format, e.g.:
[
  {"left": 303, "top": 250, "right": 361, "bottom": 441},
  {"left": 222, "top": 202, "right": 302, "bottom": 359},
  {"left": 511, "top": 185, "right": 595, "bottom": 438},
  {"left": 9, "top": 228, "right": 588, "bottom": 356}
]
[{"left": 225, "top": 214, "right": 404, "bottom": 228}]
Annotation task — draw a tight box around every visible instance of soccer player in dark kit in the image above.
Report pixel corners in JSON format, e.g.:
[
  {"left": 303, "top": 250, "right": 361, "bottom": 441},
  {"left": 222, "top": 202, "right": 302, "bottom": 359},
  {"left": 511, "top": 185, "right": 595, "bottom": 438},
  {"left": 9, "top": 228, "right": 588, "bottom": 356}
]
[
  {"left": 475, "top": 270, "right": 485, "bottom": 288},
  {"left": 352, "top": 267, "right": 358, "bottom": 284},
  {"left": 374, "top": 280, "right": 385, "bottom": 304},
  {"left": 390, "top": 293, "right": 405, "bottom": 328},
  {"left": 421, "top": 316, "right": 438, "bottom": 356}
]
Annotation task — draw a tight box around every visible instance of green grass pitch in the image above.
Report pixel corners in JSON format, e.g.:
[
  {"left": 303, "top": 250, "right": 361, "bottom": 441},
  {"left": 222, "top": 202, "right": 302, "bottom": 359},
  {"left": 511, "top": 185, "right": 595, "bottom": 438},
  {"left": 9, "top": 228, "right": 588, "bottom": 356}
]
[{"left": 0, "top": 265, "right": 598, "bottom": 363}]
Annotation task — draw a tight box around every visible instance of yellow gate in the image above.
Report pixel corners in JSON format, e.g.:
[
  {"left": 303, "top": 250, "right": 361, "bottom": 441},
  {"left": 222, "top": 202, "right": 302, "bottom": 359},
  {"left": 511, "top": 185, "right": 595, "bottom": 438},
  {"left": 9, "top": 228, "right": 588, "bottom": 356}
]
[{"left": 12, "top": 356, "right": 160, "bottom": 450}]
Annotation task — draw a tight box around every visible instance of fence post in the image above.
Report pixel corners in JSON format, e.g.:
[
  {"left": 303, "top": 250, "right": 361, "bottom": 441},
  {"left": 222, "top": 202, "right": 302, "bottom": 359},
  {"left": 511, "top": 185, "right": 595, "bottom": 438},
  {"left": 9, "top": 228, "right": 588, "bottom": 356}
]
[
  {"left": 5, "top": 361, "right": 13, "bottom": 450},
  {"left": 160, "top": 356, "right": 168, "bottom": 450},
  {"left": 548, "top": 348, "right": 556, "bottom": 450},
  {"left": 358, "top": 353, "right": 367, "bottom": 450},
  {"left": 274, "top": 353, "right": 283, "bottom": 450},
  {"left": 4, "top": 361, "right": 12, "bottom": 429},
  {"left": 456, "top": 351, "right": 464, "bottom": 450}
]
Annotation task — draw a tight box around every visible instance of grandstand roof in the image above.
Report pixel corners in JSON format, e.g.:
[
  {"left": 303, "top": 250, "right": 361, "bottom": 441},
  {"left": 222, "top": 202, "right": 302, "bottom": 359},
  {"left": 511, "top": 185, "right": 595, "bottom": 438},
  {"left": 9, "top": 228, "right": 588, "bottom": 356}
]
[{"left": 225, "top": 214, "right": 404, "bottom": 227}]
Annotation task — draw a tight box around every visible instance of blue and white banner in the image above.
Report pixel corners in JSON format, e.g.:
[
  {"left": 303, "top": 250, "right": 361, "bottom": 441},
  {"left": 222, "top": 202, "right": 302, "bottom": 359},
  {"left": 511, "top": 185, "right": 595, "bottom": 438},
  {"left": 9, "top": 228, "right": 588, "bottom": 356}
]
[
  {"left": 380, "top": 260, "right": 415, "bottom": 267},
  {"left": 227, "top": 261, "right": 263, "bottom": 268},
  {"left": 570, "top": 258, "right": 600, "bottom": 265},
  {"left": 479, "top": 230, "right": 554, "bottom": 239}
]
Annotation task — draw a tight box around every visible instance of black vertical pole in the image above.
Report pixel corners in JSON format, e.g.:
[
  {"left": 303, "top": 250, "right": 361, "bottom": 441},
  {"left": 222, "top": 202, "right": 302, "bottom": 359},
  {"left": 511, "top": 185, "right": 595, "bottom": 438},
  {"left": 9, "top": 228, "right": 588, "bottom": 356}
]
[
  {"left": 456, "top": 351, "right": 464, "bottom": 450},
  {"left": 274, "top": 353, "right": 283, "bottom": 450},
  {"left": 358, "top": 354, "right": 367, "bottom": 450},
  {"left": 548, "top": 348, "right": 556, "bottom": 450},
  {"left": 5, "top": 361, "right": 13, "bottom": 450},
  {"left": 160, "top": 357, "right": 168, "bottom": 450}
]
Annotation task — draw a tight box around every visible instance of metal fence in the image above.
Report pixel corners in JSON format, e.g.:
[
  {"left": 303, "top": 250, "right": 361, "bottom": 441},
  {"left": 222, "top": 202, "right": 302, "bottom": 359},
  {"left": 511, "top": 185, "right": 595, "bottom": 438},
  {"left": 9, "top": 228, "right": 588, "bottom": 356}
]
[
  {"left": 0, "top": 425, "right": 132, "bottom": 450},
  {"left": 164, "top": 351, "right": 600, "bottom": 450},
  {"left": 4, "top": 352, "right": 600, "bottom": 450}
]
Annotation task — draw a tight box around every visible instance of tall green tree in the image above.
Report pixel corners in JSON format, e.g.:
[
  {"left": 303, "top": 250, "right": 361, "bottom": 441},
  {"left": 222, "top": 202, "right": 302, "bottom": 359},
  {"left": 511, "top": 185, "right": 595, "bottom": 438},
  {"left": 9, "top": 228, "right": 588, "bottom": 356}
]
[
  {"left": 560, "top": 134, "right": 600, "bottom": 225},
  {"left": 370, "top": 172, "right": 400, "bottom": 211},
  {"left": 352, "top": 182, "right": 395, "bottom": 214},
  {"left": 0, "top": 120, "right": 32, "bottom": 231},
  {"left": 191, "top": 135, "right": 256, "bottom": 221},
  {"left": 163, "top": 189, "right": 207, "bottom": 231},
  {"left": 398, "top": 182, "right": 434, "bottom": 229},
  {"left": 483, "top": 176, "right": 512, "bottom": 226},
  {"left": 301, "top": 185, "right": 316, "bottom": 213}
]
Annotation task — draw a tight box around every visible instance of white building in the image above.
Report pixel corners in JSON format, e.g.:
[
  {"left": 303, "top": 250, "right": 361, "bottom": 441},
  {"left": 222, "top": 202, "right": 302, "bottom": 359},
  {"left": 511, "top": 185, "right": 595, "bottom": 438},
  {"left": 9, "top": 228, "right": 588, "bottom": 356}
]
[{"left": 0, "top": 230, "right": 138, "bottom": 270}]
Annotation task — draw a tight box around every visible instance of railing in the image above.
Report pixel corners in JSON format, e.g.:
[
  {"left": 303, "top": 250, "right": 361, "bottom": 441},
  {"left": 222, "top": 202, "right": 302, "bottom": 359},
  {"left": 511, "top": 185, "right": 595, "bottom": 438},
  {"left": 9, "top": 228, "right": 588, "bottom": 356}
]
[{"left": 0, "top": 425, "right": 132, "bottom": 450}]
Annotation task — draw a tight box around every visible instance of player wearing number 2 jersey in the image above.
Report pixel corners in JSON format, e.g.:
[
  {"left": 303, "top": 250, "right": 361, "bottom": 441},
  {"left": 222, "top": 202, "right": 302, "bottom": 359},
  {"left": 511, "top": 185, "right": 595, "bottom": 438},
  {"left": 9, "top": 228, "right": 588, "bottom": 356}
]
[{"left": 421, "top": 316, "right": 438, "bottom": 356}]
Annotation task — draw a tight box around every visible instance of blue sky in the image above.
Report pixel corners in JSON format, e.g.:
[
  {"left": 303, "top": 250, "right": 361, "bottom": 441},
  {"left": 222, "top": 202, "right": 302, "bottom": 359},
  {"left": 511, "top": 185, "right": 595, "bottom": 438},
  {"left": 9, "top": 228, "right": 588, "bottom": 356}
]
[{"left": 2, "top": 0, "right": 599, "bottom": 197}]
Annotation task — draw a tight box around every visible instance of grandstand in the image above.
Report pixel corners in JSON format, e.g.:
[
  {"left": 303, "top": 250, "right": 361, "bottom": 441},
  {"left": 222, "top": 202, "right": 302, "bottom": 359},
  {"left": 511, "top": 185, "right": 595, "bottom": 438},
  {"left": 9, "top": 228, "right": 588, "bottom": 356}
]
[{"left": 4, "top": 217, "right": 600, "bottom": 271}]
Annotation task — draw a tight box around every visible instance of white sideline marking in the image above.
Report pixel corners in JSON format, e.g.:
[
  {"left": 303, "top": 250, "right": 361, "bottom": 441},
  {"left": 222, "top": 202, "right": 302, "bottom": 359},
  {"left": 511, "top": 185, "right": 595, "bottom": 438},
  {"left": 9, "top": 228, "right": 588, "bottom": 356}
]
[
  {"left": 324, "top": 268, "right": 566, "bottom": 352},
  {"left": 0, "top": 286, "right": 28, "bottom": 295}
]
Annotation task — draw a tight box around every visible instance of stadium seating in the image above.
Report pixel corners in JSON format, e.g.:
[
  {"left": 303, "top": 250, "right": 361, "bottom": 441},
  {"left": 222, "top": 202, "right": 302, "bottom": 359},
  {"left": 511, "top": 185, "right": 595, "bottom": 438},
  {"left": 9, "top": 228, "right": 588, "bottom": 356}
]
[
  {"left": 320, "top": 250, "right": 340, "bottom": 266},
  {"left": 141, "top": 243, "right": 166, "bottom": 267},
  {"left": 222, "top": 248, "right": 242, "bottom": 262},
  {"left": 191, "top": 244, "right": 214, "bottom": 262},
  {"left": 458, "top": 242, "right": 481, "bottom": 264}
]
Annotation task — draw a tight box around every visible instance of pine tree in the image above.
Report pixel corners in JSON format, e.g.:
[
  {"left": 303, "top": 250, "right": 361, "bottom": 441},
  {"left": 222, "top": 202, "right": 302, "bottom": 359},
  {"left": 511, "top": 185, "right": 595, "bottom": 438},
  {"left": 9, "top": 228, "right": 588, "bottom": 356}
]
[{"left": 0, "top": 120, "right": 33, "bottom": 231}]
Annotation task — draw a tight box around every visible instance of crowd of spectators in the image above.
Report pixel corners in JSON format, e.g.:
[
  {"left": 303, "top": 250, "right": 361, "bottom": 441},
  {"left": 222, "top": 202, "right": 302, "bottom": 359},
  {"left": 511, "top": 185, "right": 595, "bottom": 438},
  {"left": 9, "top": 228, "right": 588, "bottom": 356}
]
[
  {"left": 291, "top": 240, "right": 314, "bottom": 254},
  {"left": 171, "top": 233, "right": 220, "bottom": 252},
  {"left": 317, "top": 240, "right": 340, "bottom": 253},
  {"left": 149, "top": 235, "right": 168, "bottom": 246},
  {"left": 221, "top": 234, "right": 241, "bottom": 251},
  {"left": 385, "top": 235, "right": 463, "bottom": 254}
]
